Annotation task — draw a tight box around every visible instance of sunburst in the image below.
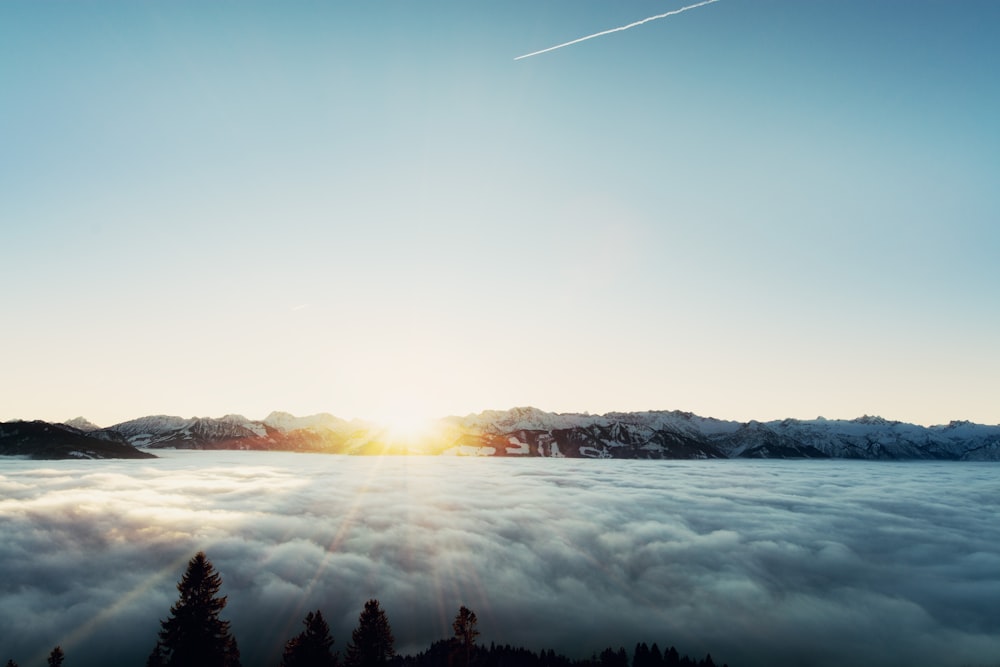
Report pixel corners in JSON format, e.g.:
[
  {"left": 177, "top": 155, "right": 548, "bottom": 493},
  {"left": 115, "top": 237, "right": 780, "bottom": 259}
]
[{"left": 373, "top": 406, "right": 448, "bottom": 453}]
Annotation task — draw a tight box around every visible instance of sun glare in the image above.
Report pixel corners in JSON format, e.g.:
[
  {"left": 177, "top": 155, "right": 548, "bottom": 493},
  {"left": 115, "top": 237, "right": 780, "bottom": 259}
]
[{"left": 374, "top": 407, "right": 446, "bottom": 452}]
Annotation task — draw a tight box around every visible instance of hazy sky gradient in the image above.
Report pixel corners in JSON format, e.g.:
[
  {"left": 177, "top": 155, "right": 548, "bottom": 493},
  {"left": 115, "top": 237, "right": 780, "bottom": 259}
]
[{"left": 3, "top": 1, "right": 998, "bottom": 426}]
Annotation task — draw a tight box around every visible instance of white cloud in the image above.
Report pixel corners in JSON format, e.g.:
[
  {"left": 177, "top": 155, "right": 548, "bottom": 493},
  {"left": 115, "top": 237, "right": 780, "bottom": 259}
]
[{"left": 1, "top": 454, "right": 998, "bottom": 667}]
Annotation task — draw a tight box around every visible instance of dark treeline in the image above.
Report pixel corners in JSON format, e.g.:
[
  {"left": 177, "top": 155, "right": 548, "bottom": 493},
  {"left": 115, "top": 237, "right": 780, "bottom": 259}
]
[
  {"left": 5, "top": 553, "right": 728, "bottom": 667},
  {"left": 397, "top": 640, "right": 724, "bottom": 667}
]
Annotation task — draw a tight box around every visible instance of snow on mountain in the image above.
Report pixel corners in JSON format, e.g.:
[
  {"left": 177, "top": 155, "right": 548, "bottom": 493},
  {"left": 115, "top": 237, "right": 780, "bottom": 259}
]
[
  {"left": 109, "top": 415, "right": 196, "bottom": 447},
  {"left": 754, "top": 416, "right": 978, "bottom": 459},
  {"left": 107, "top": 414, "right": 270, "bottom": 448},
  {"left": 263, "top": 411, "right": 351, "bottom": 434},
  {"left": 105, "top": 412, "right": 360, "bottom": 452},
  {"left": 605, "top": 410, "right": 743, "bottom": 438},
  {"left": 47, "top": 408, "right": 997, "bottom": 461},
  {"left": 449, "top": 408, "right": 1000, "bottom": 461},
  {"left": 449, "top": 406, "right": 608, "bottom": 433},
  {"left": 926, "top": 421, "right": 1000, "bottom": 460},
  {"left": 63, "top": 416, "right": 101, "bottom": 432},
  {"left": 218, "top": 414, "right": 268, "bottom": 437}
]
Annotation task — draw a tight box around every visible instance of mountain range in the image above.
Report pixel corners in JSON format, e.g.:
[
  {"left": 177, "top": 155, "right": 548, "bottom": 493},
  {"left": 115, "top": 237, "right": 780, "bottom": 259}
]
[
  {"left": 0, "top": 420, "right": 156, "bottom": 460},
  {"left": 3, "top": 408, "right": 999, "bottom": 461}
]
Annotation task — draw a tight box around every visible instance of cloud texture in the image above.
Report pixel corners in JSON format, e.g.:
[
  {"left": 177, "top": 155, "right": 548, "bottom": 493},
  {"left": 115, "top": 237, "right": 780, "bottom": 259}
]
[{"left": 1, "top": 453, "right": 998, "bottom": 667}]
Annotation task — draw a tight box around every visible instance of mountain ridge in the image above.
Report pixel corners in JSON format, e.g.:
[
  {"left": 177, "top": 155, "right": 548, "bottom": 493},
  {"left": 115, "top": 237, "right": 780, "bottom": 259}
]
[
  {"left": 0, "top": 421, "right": 157, "bottom": 460},
  {"left": 4, "top": 408, "right": 994, "bottom": 461}
]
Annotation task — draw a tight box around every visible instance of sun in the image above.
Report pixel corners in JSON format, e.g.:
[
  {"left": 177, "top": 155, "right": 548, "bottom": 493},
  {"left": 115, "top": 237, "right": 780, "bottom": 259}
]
[
  {"left": 381, "top": 411, "right": 436, "bottom": 442},
  {"left": 373, "top": 406, "right": 446, "bottom": 452}
]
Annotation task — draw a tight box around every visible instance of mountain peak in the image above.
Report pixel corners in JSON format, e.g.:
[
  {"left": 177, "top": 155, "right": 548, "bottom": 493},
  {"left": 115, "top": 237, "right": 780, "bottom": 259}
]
[
  {"left": 852, "top": 415, "right": 894, "bottom": 426},
  {"left": 262, "top": 411, "right": 348, "bottom": 433},
  {"left": 63, "top": 417, "right": 101, "bottom": 431}
]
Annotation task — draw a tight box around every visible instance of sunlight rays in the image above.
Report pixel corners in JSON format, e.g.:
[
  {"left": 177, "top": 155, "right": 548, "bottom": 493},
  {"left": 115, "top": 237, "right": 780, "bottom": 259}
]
[
  {"left": 4, "top": 454, "right": 1000, "bottom": 666},
  {"left": 366, "top": 400, "right": 445, "bottom": 451},
  {"left": 2, "top": 458, "right": 314, "bottom": 665},
  {"left": 40, "top": 553, "right": 194, "bottom": 666}
]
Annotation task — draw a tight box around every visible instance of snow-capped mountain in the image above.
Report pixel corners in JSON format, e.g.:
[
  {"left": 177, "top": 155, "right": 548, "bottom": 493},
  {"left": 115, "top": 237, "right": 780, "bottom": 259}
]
[
  {"left": 74, "top": 408, "right": 1000, "bottom": 460},
  {"left": 262, "top": 411, "right": 354, "bottom": 434},
  {"left": 714, "top": 415, "right": 1000, "bottom": 460},
  {"left": 453, "top": 409, "right": 1000, "bottom": 460},
  {"left": 109, "top": 414, "right": 268, "bottom": 448},
  {"left": 63, "top": 416, "right": 102, "bottom": 432},
  {"left": 102, "top": 411, "right": 385, "bottom": 453}
]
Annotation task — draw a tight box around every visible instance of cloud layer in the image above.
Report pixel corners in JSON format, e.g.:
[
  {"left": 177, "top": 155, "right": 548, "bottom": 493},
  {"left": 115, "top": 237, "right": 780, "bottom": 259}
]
[{"left": 1, "top": 453, "right": 998, "bottom": 667}]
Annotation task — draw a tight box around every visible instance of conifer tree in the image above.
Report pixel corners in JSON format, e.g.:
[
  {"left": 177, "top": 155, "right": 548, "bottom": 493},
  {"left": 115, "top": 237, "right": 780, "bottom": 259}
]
[
  {"left": 451, "top": 606, "right": 479, "bottom": 667},
  {"left": 344, "top": 599, "right": 395, "bottom": 667},
  {"left": 225, "top": 635, "right": 241, "bottom": 667},
  {"left": 281, "top": 610, "right": 338, "bottom": 667},
  {"left": 633, "top": 642, "right": 649, "bottom": 667},
  {"left": 5, "top": 660, "right": 19, "bottom": 667},
  {"left": 599, "top": 647, "right": 628, "bottom": 667},
  {"left": 155, "top": 551, "right": 241, "bottom": 667},
  {"left": 46, "top": 647, "right": 64, "bottom": 667},
  {"left": 146, "top": 643, "right": 165, "bottom": 667}
]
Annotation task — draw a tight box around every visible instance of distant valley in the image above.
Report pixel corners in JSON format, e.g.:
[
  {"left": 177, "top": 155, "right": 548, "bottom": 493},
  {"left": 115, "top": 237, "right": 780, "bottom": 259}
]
[{"left": 3, "top": 407, "right": 999, "bottom": 461}]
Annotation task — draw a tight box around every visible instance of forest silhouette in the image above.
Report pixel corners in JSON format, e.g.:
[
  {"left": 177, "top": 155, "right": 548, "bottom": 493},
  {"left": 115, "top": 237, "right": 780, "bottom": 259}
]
[{"left": 4, "top": 553, "right": 728, "bottom": 667}]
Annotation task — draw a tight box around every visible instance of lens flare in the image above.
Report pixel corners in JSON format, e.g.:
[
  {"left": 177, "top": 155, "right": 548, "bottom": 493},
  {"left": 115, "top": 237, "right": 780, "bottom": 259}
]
[{"left": 371, "top": 407, "right": 454, "bottom": 453}]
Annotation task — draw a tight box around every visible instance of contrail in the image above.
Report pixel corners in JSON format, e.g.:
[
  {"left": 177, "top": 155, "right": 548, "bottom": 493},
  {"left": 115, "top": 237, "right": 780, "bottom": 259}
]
[{"left": 515, "top": 0, "right": 722, "bottom": 61}]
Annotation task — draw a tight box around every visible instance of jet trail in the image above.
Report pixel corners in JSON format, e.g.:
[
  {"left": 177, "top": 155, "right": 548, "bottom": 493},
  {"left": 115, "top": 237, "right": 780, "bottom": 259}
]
[{"left": 515, "top": 0, "right": 721, "bottom": 61}]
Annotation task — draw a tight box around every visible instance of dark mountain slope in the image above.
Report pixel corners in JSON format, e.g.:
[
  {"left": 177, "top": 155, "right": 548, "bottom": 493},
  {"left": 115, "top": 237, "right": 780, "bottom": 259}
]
[{"left": 0, "top": 421, "right": 156, "bottom": 459}]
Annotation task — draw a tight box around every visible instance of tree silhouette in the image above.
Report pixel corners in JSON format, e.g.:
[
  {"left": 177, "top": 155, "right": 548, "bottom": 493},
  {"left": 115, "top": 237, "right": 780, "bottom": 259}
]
[
  {"left": 633, "top": 643, "right": 649, "bottom": 667},
  {"left": 155, "top": 551, "right": 241, "bottom": 667},
  {"left": 46, "top": 647, "right": 64, "bottom": 667},
  {"left": 5, "top": 660, "right": 19, "bottom": 667},
  {"left": 599, "top": 647, "right": 628, "bottom": 667},
  {"left": 344, "top": 599, "right": 395, "bottom": 667},
  {"left": 451, "top": 606, "right": 479, "bottom": 667},
  {"left": 281, "top": 609, "right": 338, "bottom": 667},
  {"left": 146, "top": 643, "right": 165, "bottom": 667}
]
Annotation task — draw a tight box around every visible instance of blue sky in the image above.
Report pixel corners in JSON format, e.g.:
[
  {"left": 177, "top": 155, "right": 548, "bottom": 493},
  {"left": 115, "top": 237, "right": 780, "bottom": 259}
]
[{"left": 2, "top": 1, "right": 998, "bottom": 426}]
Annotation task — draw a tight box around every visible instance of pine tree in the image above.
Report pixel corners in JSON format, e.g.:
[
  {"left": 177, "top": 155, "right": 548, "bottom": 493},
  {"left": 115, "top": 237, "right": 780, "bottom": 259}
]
[
  {"left": 649, "top": 643, "right": 663, "bottom": 667},
  {"left": 633, "top": 643, "right": 649, "bottom": 667},
  {"left": 344, "top": 599, "right": 395, "bottom": 667},
  {"left": 599, "top": 647, "right": 628, "bottom": 667},
  {"left": 46, "top": 647, "right": 64, "bottom": 667},
  {"left": 281, "top": 610, "right": 338, "bottom": 667},
  {"left": 155, "top": 551, "right": 241, "bottom": 667},
  {"left": 146, "top": 643, "right": 166, "bottom": 667},
  {"left": 225, "top": 635, "right": 241, "bottom": 667},
  {"left": 5, "top": 660, "right": 19, "bottom": 667},
  {"left": 451, "top": 606, "right": 479, "bottom": 667}
]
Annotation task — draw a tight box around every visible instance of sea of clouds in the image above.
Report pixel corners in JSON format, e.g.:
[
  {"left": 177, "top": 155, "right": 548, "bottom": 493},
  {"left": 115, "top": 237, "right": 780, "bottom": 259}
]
[{"left": 1, "top": 452, "right": 998, "bottom": 667}]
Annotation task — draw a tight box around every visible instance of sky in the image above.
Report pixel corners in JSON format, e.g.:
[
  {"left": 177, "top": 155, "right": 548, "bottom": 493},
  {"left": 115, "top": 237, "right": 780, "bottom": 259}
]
[
  {"left": 2, "top": 454, "right": 999, "bottom": 667},
  {"left": 2, "top": 1, "right": 999, "bottom": 427}
]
